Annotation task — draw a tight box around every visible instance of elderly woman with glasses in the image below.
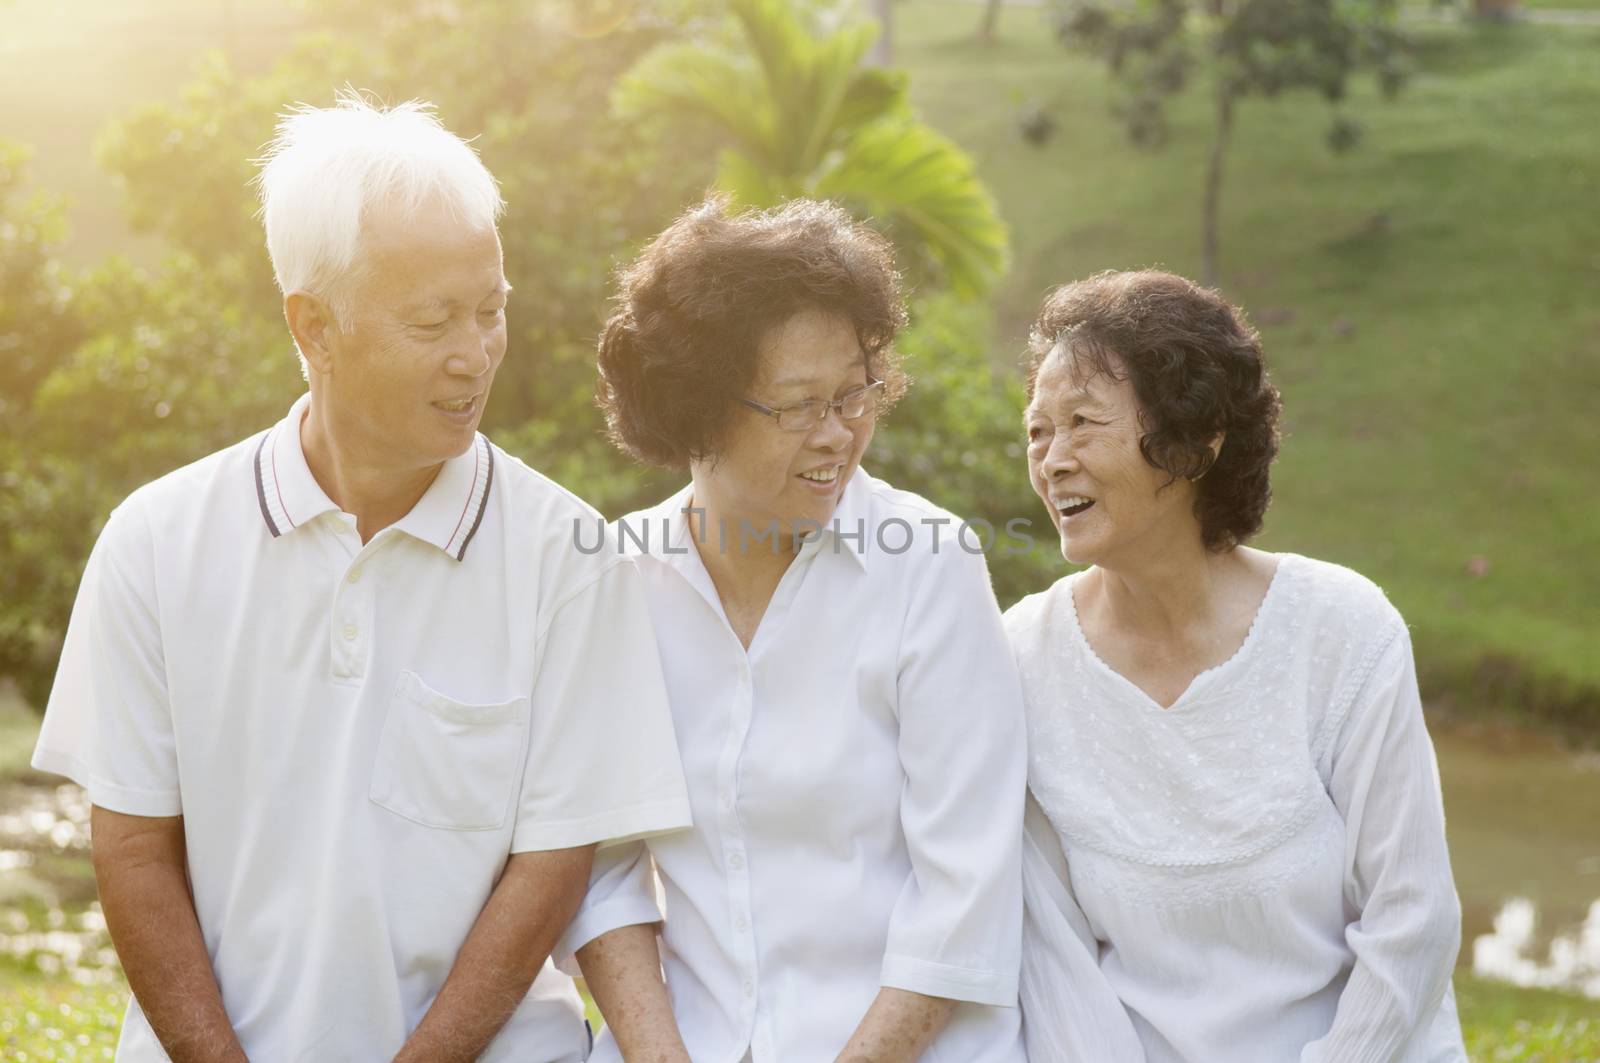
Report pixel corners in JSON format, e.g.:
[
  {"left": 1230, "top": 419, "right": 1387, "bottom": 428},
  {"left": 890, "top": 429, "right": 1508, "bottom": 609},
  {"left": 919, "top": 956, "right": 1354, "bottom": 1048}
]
[
  {"left": 554, "top": 197, "right": 1029, "bottom": 1063},
  {"left": 1011, "top": 270, "right": 1466, "bottom": 1062}
]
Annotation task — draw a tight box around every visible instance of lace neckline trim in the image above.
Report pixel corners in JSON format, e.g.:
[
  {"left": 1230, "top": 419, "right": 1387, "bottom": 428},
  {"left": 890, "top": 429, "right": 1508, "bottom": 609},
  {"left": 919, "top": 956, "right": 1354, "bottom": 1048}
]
[{"left": 1059, "top": 553, "right": 1298, "bottom": 714}]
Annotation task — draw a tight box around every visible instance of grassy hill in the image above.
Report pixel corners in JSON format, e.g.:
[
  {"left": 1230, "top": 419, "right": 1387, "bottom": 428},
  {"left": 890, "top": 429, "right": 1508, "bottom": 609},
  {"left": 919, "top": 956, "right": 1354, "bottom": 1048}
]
[{"left": 899, "top": 5, "right": 1600, "bottom": 725}]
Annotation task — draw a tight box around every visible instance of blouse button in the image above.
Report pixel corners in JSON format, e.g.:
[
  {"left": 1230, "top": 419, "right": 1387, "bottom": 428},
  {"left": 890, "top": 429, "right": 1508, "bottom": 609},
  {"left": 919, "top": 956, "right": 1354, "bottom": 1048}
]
[{"left": 728, "top": 853, "right": 745, "bottom": 870}]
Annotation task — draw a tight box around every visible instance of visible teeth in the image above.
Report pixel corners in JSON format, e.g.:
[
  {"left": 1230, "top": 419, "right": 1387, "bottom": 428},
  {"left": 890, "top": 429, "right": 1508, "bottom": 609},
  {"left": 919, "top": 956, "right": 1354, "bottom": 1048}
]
[
  {"left": 801, "top": 467, "right": 839, "bottom": 482},
  {"left": 437, "top": 397, "right": 473, "bottom": 411},
  {"left": 1056, "top": 495, "right": 1093, "bottom": 512}
]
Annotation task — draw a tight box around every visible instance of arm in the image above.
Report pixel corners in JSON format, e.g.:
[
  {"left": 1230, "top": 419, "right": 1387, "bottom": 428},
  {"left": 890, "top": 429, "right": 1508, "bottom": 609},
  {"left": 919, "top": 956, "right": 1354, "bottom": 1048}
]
[
  {"left": 559, "top": 841, "right": 690, "bottom": 1061},
  {"left": 42, "top": 511, "right": 231, "bottom": 1056},
  {"left": 853, "top": 545, "right": 1028, "bottom": 1058},
  {"left": 393, "top": 845, "right": 596, "bottom": 1063},
  {"left": 836, "top": 989, "right": 956, "bottom": 1063},
  {"left": 1301, "top": 623, "right": 1462, "bottom": 1063},
  {"left": 1019, "top": 794, "right": 1145, "bottom": 1061},
  {"left": 577, "top": 924, "right": 691, "bottom": 1063},
  {"left": 92, "top": 807, "right": 246, "bottom": 1063},
  {"left": 434, "top": 559, "right": 687, "bottom": 1060}
]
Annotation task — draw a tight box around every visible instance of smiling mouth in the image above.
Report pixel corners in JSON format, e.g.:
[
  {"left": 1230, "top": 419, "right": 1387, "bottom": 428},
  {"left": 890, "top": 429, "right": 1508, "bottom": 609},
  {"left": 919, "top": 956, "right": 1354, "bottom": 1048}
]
[
  {"left": 433, "top": 396, "right": 478, "bottom": 414},
  {"left": 799, "top": 465, "right": 842, "bottom": 484},
  {"left": 1056, "top": 496, "right": 1095, "bottom": 517}
]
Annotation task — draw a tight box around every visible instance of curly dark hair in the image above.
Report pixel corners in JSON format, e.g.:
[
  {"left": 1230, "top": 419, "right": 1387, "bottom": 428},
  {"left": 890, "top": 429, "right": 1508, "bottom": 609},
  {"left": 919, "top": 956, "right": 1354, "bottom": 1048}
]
[
  {"left": 596, "top": 195, "right": 909, "bottom": 469},
  {"left": 1025, "top": 270, "right": 1283, "bottom": 552}
]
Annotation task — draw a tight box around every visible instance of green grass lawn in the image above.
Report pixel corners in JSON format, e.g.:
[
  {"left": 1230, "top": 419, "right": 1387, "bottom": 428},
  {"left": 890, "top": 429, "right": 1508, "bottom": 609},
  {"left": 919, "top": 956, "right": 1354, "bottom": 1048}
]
[
  {"left": 899, "top": 5, "right": 1600, "bottom": 718},
  {"left": 1, "top": 968, "right": 1594, "bottom": 1059}
]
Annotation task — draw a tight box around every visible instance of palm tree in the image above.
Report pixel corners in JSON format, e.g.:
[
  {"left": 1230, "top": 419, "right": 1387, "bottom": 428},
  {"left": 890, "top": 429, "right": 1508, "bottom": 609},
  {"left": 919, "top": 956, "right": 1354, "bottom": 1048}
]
[{"left": 614, "top": 0, "right": 1008, "bottom": 297}]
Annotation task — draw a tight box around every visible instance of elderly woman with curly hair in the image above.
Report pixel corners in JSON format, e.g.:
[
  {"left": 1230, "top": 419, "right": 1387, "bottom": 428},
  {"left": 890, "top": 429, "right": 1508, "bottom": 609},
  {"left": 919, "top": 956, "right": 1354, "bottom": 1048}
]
[
  {"left": 1009, "top": 270, "right": 1468, "bottom": 1062},
  {"left": 553, "top": 197, "right": 1029, "bottom": 1063}
]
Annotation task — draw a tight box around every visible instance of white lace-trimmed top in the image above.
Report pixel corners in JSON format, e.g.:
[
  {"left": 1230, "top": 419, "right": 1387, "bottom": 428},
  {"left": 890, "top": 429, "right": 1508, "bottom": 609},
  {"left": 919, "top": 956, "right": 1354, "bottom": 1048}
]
[{"left": 1005, "top": 554, "right": 1468, "bottom": 1063}]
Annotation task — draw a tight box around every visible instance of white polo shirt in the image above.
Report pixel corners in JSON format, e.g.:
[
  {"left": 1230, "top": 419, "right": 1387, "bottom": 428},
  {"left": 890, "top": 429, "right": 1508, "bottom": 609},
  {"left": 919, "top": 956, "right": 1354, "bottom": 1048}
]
[{"left": 32, "top": 393, "right": 692, "bottom": 1062}]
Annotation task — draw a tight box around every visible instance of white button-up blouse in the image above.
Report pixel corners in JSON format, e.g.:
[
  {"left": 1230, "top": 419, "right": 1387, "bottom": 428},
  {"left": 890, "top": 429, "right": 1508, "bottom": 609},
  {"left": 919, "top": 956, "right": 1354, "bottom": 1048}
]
[{"left": 560, "top": 470, "right": 1029, "bottom": 1063}]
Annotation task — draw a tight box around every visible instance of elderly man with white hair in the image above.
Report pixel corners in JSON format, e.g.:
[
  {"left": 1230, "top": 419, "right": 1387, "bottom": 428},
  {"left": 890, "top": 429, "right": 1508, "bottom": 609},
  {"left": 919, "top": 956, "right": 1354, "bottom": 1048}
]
[{"left": 30, "top": 94, "right": 691, "bottom": 1062}]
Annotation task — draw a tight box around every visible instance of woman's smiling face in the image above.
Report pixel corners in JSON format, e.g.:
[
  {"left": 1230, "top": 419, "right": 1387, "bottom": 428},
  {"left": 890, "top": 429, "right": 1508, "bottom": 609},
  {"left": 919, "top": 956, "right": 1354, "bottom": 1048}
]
[
  {"left": 691, "top": 308, "right": 876, "bottom": 545},
  {"left": 1025, "top": 343, "right": 1199, "bottom": 568}
]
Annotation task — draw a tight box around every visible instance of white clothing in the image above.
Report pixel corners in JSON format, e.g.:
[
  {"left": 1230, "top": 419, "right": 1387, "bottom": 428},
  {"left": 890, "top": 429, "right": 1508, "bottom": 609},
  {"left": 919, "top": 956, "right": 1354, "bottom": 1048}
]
[
  {"left": 1005, "top": 554, "right": 1467, "bottom": 1063},
  {"left": 559, "top": 471, "right": 1029, "bottom": 1063},
  {"left": 32, "top": 394, "right": 692, "bottom": 1062}
]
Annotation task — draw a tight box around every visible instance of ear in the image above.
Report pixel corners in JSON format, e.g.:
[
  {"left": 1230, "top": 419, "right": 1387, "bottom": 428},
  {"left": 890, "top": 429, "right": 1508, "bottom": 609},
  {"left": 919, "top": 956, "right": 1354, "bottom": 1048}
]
[{"left": 284, "top": 291, "right": 341, "bottom": 376}]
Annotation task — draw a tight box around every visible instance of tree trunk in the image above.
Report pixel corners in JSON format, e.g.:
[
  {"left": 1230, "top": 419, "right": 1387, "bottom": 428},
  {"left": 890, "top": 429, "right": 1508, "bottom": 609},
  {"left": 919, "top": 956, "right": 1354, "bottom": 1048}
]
[
  {"left": 1201, "top": 85, "right": 1234, "bottom": 288},
  {"left": 868, "top": 0, "right": 894, "bottom": 66},
  {"left": 978, "top": 0, "right": 1005, "bottom": 41}
]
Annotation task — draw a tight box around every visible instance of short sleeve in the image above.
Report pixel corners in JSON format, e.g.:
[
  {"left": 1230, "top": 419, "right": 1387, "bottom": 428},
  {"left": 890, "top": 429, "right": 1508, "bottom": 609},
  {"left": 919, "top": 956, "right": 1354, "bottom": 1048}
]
[
  {"left": 510, "top": 559, "right": 692, "bottom": 853},
  {"left": 31, "top": 501, "right": 182, "bottom": 816},
  {"left": 880, "top": 544, "right": 1027, "bottom": 1007},
  {"left": 550, "top": 840, "right": 663, "bottom": 975}
]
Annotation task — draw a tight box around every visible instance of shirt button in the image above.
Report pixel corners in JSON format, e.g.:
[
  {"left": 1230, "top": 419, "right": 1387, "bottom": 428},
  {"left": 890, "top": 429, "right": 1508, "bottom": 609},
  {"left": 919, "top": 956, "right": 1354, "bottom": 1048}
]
[
  {"left": 734, "top": 915, "right": 749, "bottom": 931},
  {"left": 346, "top": 567, "right": 362, "bottom": 583},
  {"left": 742, "top": 980, "right": 755, "bottom": 997},
  {"left": 721, "top": 792, "right": 735, "bottom": 810},
  {"left": 341, "top": 624, "right": 358, "bottom": 641},
  {"left": 728, "top": 853, "right": 745, "bottom": 870}
]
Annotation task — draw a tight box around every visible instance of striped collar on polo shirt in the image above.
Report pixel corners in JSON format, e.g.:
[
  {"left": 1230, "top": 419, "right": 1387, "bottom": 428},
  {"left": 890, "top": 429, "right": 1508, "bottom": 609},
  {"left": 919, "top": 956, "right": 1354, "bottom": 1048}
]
[{"left": 253, "top": 393, "right": 496, "bottom": 562}]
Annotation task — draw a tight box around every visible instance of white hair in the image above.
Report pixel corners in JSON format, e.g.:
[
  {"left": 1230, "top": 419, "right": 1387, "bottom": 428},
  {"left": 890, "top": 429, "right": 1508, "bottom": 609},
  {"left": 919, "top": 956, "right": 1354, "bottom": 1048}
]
[{"left": 254, "top": 91, "right": 504, "bottom": 326}]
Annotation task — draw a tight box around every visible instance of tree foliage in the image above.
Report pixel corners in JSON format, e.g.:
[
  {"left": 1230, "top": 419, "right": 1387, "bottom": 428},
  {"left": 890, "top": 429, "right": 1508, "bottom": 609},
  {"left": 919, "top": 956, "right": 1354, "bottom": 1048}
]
[
  {"left": 616, "top": 0, "right": 1010, "bottom": 296},
  {"left": 2, "top": 0, "right": 1031, "bottom": 708},
  {"left": 1048, "top": 0, "right": 1409, "bottom": 283}
]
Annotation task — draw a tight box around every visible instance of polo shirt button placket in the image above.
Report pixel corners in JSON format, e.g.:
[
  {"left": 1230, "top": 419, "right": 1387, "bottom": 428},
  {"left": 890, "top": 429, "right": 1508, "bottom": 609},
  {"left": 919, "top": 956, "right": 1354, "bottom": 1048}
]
[{"left": 331, "top": 553, "right": 375, "bottom": 682}]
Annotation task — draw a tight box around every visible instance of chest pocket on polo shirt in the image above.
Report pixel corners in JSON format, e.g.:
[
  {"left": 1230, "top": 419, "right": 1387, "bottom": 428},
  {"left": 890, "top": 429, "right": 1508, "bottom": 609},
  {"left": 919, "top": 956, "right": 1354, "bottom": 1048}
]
[{"left": 370, "top": 670, "right": 528, "bottom": 831}]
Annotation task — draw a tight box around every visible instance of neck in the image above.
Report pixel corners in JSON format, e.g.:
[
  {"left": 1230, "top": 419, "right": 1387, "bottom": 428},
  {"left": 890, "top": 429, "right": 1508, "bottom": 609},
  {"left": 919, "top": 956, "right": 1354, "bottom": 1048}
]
[
  {"left": 300, "top": 396, "right": 441, "bottom": 544},
  {"left": 687, "top": 491, "right": 801, "bottom": 597},
  {"left": 1084, "top": 523, "right": 1236, "bottom": 640}
]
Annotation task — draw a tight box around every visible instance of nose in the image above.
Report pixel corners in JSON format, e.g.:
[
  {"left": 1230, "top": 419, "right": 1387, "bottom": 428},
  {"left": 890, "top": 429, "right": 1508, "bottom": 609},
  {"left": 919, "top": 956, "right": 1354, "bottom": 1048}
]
[
  {"left": 445, "top": 329, "right": 494, "bottom": 379},
  {"left": 809, "top": 403, "right": 856, "bottom": 452},
  {"left": 1040, "top": 433, "right": 1079, "bottom": 479}
]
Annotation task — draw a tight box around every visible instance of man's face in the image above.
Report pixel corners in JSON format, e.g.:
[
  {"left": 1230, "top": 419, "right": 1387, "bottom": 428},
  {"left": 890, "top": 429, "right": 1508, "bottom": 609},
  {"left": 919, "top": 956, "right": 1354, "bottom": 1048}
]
[{"left": 322, "top": 198, "right": 509, "bottom": 472}]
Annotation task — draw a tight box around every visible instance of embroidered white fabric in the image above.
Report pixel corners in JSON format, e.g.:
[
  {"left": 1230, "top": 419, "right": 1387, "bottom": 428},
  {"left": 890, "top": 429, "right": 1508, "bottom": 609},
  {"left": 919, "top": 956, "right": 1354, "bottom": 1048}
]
[{"left": 1007, "top": 554, "right": 1469, "bottom": 1063}]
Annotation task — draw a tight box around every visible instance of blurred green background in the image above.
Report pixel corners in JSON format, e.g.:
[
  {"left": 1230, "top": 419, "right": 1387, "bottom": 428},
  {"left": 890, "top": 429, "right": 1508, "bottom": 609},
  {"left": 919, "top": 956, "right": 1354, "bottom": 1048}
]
[{"left": 1, "top": 0, "right": 1596, "bottom": 1057}]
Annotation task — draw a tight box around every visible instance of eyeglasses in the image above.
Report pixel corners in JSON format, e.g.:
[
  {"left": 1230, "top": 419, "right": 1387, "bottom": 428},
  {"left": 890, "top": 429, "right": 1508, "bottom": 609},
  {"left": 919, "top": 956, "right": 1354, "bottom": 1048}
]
[{"left": 740, "top": 379, "right": 885, "bottom": 432}]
